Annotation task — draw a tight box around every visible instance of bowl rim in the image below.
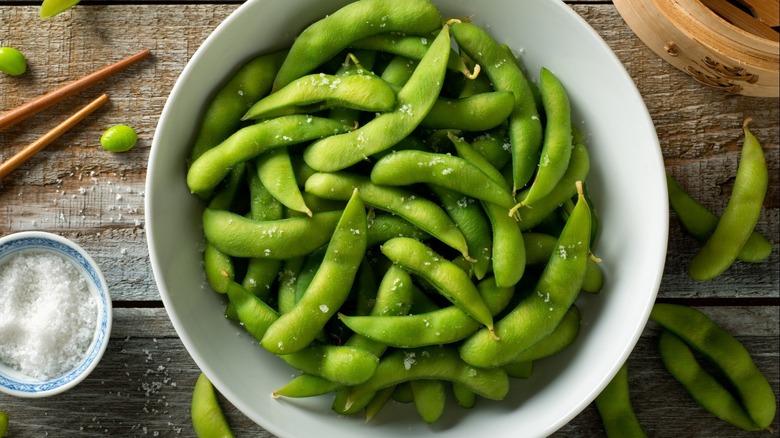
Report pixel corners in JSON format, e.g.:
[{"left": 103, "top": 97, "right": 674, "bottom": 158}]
[{"left": 0, "top": 230, "right": 113, "bottom": 398}]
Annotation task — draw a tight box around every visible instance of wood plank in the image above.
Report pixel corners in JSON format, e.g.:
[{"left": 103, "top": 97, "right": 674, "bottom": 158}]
[{"left": 0, "top": 306, "right": 776, "bottom": 436}]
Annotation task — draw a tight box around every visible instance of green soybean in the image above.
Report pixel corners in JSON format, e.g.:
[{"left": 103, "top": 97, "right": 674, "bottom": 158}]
[
  {"left": 510, "top": 305, "right": 580, "bottom": 362},
  {"left": 191, "top": 373, "right": 235, "bottom": 438},
  {"left": 202, "top": 209, "right": 342, "bottom": 259},
  {"left": 452, "top": 382, "right": 477, "bottom": 408},
  {"left": 366, "top": 213, "right": 430, "bottom": 246},
  {"left": 381, "top": 237, "right": 495, "bottom": 336},
  {"left": 272, "top": 373, "right": 339, "bottom": 399},
  {"left": 459, "top": 181, "right": 590, "bottom": 368},
  {"left": 420, "top": 91, "right": 515, "bottom": 131},
  {"left": 187, "top": 115, "right": 351, "bottom": 196},
  {"left": 658, "top": 330, "right": 761, "bottom": 431},
  {"left": 188, "top": 50, "right": 287, "bottom": 163},
  {"left": 688, "top": 120, "right": 768, "bottom": 280},
  {"left": 482, "top": 201, "right": 525, "bottom": 288},
  {"left": 261, "top": 189, "right": 367, "bottom": 354},
  {"left": 666, "top": 171, "right": 772, "bottom": 263},
  {"left": 594, "top": 362, "right": 647, "bottom": 438},
  {"left": 225, "top": 281, "right": 279, "bottom": 341},
  {"left": 278, "top": 342, "right": 378, "bottom": 386},
  {"left": 0, "top": 46, "right": 27, "bottom": 76},
  {"left": 243, "top": 73, "right": 396, "bottom": 120},
  {"left": 650, "top": 303, "right": 776, "bottom": 429},
  {"left": 411, "top": 380, "right": 447, "bottom": 423},
  {"left": 0, "top": 411, "right": 8, "bottom": 437},
  {"left": 304, "top": 171, "right": 469, "bottom": 258},
  {"left": 256, "top": 148, "right": 312, "bottom": 217},
  {"left": 272, "top": 0, "right": 441, "bottom": 90},
  {"left": 350, "top": 33, "right": 471, "bottom": 77},
  {"left": 100, "top": 124, "right": 138, "bottom": 152},
  {"left": 451, "top": 21, "right": 543, "bottom": 192},
  {"left": 302, "top": 24, "right": 451, "bottom": 171}
]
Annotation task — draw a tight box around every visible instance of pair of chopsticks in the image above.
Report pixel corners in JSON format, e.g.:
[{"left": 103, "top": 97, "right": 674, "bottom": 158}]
[{"left": 0, "top": 49, "right": 151, "bottom": 181}]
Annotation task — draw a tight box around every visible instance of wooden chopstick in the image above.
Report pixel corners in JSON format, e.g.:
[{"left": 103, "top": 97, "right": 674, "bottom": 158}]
[
  {"left": 0, "top": 49, "right": 150, "bottom": 132},
  {"left": 0, "top": 94, "right": 109, "bottom": 181}
]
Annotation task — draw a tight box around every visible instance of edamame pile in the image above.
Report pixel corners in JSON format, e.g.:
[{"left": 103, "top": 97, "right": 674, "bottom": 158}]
[{"left": 186, "top": 0, "right": 603, "bottom": 427}]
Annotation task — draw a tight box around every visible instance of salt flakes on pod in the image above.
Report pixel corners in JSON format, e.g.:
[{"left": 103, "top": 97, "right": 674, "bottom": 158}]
[{"left": 0, "top": 250, "right": 98, "bottom": 381}]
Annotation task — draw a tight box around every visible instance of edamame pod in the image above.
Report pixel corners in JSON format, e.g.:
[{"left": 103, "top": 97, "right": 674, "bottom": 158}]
[
  {"left": 304, "top": 171, "right": 469, "bottom": 258},
  {"left": 510, "top": 305, "right": 579, "bottom": 362},
  {"left": 658, "top": 330, "right": 761, "bottom": 431},
  {"left": 342, "top": 346, "right": 509, "bottom": 412},
  {"left": 202, "top": 209, "right": 342, "bottom": 259},
  {"left": 188, "top": 50, "right": 287, "bottom": 163},
  {"left": 380, "top": 237, "right": 495, "bottom": 335},
  {"left": 244, "top": 73, "right": 396, "bottom": 120},
  {"left": 666, "top": 171, "right": 772, "bottom": 263},
  {"left": 366, "top": 213, "right": 430, "bottom": 246},
  {"left": 451, "top": 21, "right": 543, "bottom": 192},
  {"left": 594, "top": 362, "right": 647, "bottom": 438},
  {"left": 225, "top": 281, "right": 279, "bottom": 341},
  {"left": 420, "top": 91, "right": 515, "bottom": 131},
  {"left": 411, "top": 380, "right": 446, "bottom": 424},
  {"left": 191, "top": 373, "right": 235, "bottom": 438},
  {"left": 256, "top": 148, "right": 312, "bottom": 217},
  {"left": 650, "top": 303, "right": 776, "bottom": 429},
  {"left": 459, "top": 182, "right": 590, "bottom": 368},
  {"left": 350, "top": 33, "right": 470, "bottom": 76},
  {"left": 524, "top": 232, "right": 602, "bottom": 293},
  {"left": 272, "top": 373, "right": 339, "bottom": 399},
  {"left": 261, "top": 189, "right": 367, "bottom": 354},
  {"left": 510, "top": 67, "right": 572, "bottom": 216},
  {"left": 303, "top": 24, "right": 451, "bottom": 171},
  {"left": 187, "top": 115, "right": 352, "bottom": 196},
  {"left": 279, "top": 342, "right": 379, "bottom": 386},
  {"left": 482, "top": 201, "right": 525, "bottom": 288},
  {"left": 339, "top": 276, "right": 512, "bottom": 348},
  {"left": 689, "top": 120, "right": 768, "bottom": 280},
  {"left": 370, "top": 150, "right": 516, "bottom": 209},
  {"left": 272, "top": 0, "right": 441, "bottom": 90}
]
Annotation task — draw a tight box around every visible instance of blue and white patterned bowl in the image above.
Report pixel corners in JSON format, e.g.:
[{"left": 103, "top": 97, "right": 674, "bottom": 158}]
[{"left": 0, "top": 231, "right": 112, "bottom": 398}]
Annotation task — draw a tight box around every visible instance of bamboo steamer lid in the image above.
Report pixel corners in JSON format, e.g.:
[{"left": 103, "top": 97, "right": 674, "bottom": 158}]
[{"left": 613, "top": 0, "right": 779, "bottom": 97}]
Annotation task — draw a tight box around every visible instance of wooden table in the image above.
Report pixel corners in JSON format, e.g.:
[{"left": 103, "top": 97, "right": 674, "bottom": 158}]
[{"left": 1, "top": 1, "right": 778, "bottom": 436}]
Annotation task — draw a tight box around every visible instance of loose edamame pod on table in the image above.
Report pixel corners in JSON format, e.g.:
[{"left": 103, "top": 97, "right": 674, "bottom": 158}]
[
  {"left": 0, "top": 46, "right": 27, "bottom": 76},
  {"left": 191, "top": 373, "right": 235, "bottom": 438},
  {"left": 666, "top": 171, "right": 772, "bottom": 263},
  {"left": 688, "top": 119, "right": 768, "bottom": 281},
  {"left": 0, "top": 411, "right": 8, "bottom": 437},
  {"left": 594, "top": 362, "right": 647, "bottom": 438},
  {"left": 651, "top": 303, "right": 776, "bottom": 430}
]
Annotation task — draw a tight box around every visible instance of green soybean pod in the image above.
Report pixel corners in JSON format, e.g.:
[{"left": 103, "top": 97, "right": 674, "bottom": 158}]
[
  {"left": 350, "top": 33, "right": 471, "bottom": 77},
  {"left": 272, "top": 373, "right": 339, "bottom": 399},
  {"left": 366, "top": 213, "right": 430, "bottom": 247},
  {"left": 370, "top": 150, "right": 516, "bottom": 210},
  {"left": 203, "top": 165, "right": 246, "bottom": 294},
  {"left": 516, "top": 143, "right": 590, "bottom": 230},
  {"left": 411, "top": 380, "right": 446, "bottom": 424},
  {"left": 277, "top": 257, "right": 306, "bottom": 314},
  {"left": 304, "top": 171, "right": 469, "bottom": 258},
  {"left": 482, "top": 201, "right": 525, "bottom": 288},
  {"left": 342, "top": 346, "right": 510, "bottom": 413},
  {"left": 523, "top": 232, "right": 602, "bottom": 293},
  {"left": 256, "top": 148, "right": 312, "bottom": 217},
  {"left": 471, "top": 129, "right": 512, "bottom": 171},
  {"left": 689, "top": 120, "right": 768, "bottom": 280},
  {"left": 420, "top": 91, "right": 515, "bottom": 132},
  {"left": 510, "top": 67, "right": 572, "bottom": 216},
  {"left": 339, "top": 276, "right": 512, "bottom": 348},
  {"left": 651, "top": 303, "right": 776, "bottom": 429},
  {"left": 278, "top": 343, "right": 379, "bottom": 386},
  {"left": 502, "top": 361, "right": 533, "bottom": 379},
  {"left": 448, "top": 131, "right": 506, "bottom": 186},
  {"left": 450, "top": 21, "right": 543, "bottom": 192},
  {"left": 191, "top": 373, "right": 235, "bottom": 438},
  {"left": 272, "top": 0, "right": 441, "bottom": 90},
  {"left": 188, "top": 50, "right": 287, "bottom": 163},
  {"left": 452, "top": 382, "right": 477, "bottom": 408},
  {"left": 459, "top": 181, "right": 590, "bottom": 368},
  {"left": 658, "top": 330, "right": 761, "bottom": 431},
  {"left": 511, "top": 305, "right": 580, "bottom": 362},
  {"left": 243, "top": 73, "right": 396, "bottom": 120},
  {"left": 594, "top": 362, "right": 647, "bottom": 438},
  {"left": 187, "top": 115, "right": 351, "bottom": 196},
  {"left": 225, "top": 281, "right": 279, "bottom": 341},
  {"left": 203, "top": 209, "right": 342, "bottom": 259},
  {"left": 0, "top": 411, "right": 8, "bottom": 437},
  {"left": 0, "top": 46, "right": 27, "bottom": 76},
  {"left": 666, "top": 172, "right": 772, "bottom": 263},
  {"left": 303, "top": 24, "right": 451, "bottom": 171},
  {"left": 379, "top": 55, "right": 418, "bottom": 89},
  {"left": 365, "top": 386, "right": 396, "bottom": 421},
  {"left": 428, "top": 185, "right": 492, "bottom": 279},
  {"left": 381, "top": 237, "right": 496, "bottom": 335},
  {"left": 261, "top": 189, "right": 367, "bottom": 354}
]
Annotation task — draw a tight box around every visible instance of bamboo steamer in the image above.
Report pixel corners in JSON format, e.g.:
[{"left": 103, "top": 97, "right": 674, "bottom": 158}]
[{"left": 613, "top": 0, "right": 779, "bottom": 97}]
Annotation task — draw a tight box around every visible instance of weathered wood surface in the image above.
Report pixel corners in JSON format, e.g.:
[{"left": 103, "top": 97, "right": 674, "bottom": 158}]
[{"left": 1, "top": 1, "right": 779, "bottom": 437}]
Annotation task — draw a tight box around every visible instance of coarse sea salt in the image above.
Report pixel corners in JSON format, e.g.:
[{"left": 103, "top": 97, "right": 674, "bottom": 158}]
[{"left": 0, "top": 250, "right": 97, "bottom": 380}]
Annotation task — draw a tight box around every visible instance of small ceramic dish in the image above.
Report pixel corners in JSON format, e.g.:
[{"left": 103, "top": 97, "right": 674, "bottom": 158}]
[{"left": 0, "top": 231, "right": 112, "bottom": 398}]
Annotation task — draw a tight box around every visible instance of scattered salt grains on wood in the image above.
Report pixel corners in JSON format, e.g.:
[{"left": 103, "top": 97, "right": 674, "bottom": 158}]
[{"left": 0, "top": 250, "right": 97, "bottom": 380}]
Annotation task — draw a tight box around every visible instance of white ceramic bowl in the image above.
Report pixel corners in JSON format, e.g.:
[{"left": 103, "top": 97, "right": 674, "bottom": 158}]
[
  {"left": 0, "top": 231, "right": 112, "bottom": 398},
  {"left": 147, "top": 0, "right": 668, "bottom": 436}
]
